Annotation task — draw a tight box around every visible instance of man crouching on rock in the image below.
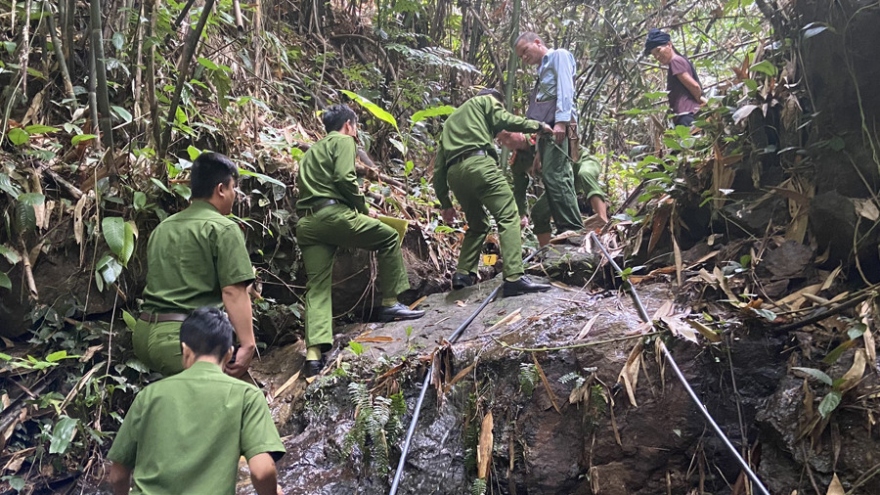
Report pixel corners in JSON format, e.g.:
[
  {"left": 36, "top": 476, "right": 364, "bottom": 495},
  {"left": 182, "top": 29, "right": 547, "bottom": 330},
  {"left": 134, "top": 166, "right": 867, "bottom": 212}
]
[{"left": 295, "top": 104, "right": 425, "bottom": 378}]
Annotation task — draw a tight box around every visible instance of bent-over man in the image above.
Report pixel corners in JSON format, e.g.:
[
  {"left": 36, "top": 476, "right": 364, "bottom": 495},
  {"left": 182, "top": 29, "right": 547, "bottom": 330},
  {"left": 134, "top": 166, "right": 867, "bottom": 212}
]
[
  {"left": 499, "top": 131, "right": 608, "bottom": 246},
  {"left": 135, "top": 152, "right": 256, "bottom": 377},
  {"left": 433, "top": 88, "right": 552, "bottom": 295}
]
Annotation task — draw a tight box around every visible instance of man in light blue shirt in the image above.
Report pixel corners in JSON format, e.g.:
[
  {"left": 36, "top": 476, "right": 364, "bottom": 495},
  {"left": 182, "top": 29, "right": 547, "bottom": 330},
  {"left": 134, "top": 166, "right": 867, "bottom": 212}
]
[{"left": 515, "top": 32, "right": 583, "bottom": 245}]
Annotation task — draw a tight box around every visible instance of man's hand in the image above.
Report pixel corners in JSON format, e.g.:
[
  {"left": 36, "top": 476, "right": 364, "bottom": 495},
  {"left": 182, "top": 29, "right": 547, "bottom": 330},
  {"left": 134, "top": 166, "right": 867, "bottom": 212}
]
[
  {"left": 226, "top": 344, "right": 255, "bottom": 378},
  {"left": 222, "top": 282, "right": 256, "bottom": 378},
  {"left": 368, "top": 209, "right": 379, "bottom": 219},
  {"left": 441, "top": 208, "right": 457, "bottom": 224},
  {"left": 537, "top": 123, "right": 553, "bottom": 135},
  {"left": 552, "top": 122, "right": 567, "bottom": 144},
  {"left": 520, "top": 215, "right": 530, "bottom": 229}
]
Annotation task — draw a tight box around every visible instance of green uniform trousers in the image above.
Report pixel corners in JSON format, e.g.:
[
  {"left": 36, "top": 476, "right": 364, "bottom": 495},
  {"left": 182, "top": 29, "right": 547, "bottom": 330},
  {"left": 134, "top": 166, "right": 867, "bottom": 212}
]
[
  {"left": 133, "top": 320, "right": 184, "bottom": 376},
  {"left": 447, "top": 155, "right": 524, "bottom": 281},
  {"left": 296, "top": 204, "right": 410, "bottom": 351},
  {"left": 538, "top": 136, "right": 582, "bottom": 234},
  {"left": 533, "top": 155, "right": 606, "bottom": 234}
]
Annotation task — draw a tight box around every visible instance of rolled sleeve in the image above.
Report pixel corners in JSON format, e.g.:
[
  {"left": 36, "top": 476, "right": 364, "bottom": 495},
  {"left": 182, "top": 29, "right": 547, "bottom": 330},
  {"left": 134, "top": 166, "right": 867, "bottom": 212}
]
[
  {"left": 240, "top": 388, "right": 286, "bottom": 461},
  {"left": 216, "top": 225, "right": 254, "bottom": 288}
]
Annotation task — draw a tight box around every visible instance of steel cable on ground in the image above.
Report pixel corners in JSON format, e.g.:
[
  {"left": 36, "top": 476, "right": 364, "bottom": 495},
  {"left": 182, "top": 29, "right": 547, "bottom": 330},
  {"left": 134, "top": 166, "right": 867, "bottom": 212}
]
[
  {"left": 587, "top": 231, "right": 772, "bottom": 495},
  {"left": 388, "top": 245, "right": 549, "bottom": 495}
]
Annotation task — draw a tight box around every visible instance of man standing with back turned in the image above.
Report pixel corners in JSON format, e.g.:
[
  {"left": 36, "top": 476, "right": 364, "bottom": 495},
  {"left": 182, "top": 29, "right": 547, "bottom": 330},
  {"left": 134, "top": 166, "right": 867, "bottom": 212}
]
[
  {"left": 514, "top": 32, "right": 583, "bottom": 244},
  {"left": 296, "top": 104, "right": 425, "bottom": 378},
  {"left": 134, "top": 152, "right": 256, "bottom": 378},
  {"left": 433, "top": 88, "right": 552, "bottom": 296},
  {"left": 108, "top": 307, "right": 285, "bottom": 495}
]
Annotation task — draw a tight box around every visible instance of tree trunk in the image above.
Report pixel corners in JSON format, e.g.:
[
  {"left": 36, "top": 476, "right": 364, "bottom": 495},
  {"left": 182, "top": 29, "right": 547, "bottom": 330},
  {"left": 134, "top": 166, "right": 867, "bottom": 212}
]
[{"left": 89, "top": 0, "right": 114, "bottom": 151}]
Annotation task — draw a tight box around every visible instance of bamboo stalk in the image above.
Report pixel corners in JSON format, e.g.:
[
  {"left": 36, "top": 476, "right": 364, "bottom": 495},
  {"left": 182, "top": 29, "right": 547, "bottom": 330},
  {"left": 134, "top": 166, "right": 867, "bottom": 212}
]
[
  {"left": 158, "top": 0, "right": 217, "bottom": 160},
  {"left": 88, "top": 43, "right": 101, "bottom": 150},
  {"left": 233, "top": 0, "right": 244, "bottom": 31},
  {"left": 144, "top": 0, "right": 159, "bottom": 148},
  {"left": 46, "top": 5, "right": 76, "bottom": 101},
  {"left": 21, "top": 0, "right": 32, "bottom": 97},
  {"left": 89, "top": 0, "right": 115, "bottom": 152}
]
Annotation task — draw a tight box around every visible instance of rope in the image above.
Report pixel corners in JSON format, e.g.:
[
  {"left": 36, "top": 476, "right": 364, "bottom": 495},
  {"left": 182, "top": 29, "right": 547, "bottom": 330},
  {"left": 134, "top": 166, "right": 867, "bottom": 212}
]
[
  {"left": 587, "top": 231, "right": 772, "bottom": 495},
  {"left": 388, "top": 245, "right": 549, "bottom": 495}
]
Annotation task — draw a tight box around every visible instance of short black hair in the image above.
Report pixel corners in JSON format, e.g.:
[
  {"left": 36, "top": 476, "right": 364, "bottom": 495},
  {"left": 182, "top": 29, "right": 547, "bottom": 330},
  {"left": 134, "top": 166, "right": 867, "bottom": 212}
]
[
  {"left": 179, "top": 307, "right": 234, "bottom": 360},
  {"left": 190, "top": 152, "right": 238, "bottom": 199},
  {"left": 323, "top": 104, "right": 357, "bottom": 133},
  {"left": 477, "top": 88, "right": 504, "bottom": 103}
]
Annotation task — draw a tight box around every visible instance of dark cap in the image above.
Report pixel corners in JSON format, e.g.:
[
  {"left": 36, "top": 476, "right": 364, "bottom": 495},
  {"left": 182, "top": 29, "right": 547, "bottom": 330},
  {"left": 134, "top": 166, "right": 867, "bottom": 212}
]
[{"left": 644, "top": 28, "right": 671, "bottom": 55}]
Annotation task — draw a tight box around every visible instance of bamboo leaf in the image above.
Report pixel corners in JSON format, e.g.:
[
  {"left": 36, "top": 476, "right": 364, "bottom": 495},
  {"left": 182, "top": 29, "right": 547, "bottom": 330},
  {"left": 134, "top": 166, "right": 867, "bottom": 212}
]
[
  {"left": 238, "top": 168, "right": 286, "bottom": 188},
  {"left": 341, "top": 90, "right": 398, "bottom": 132},
  {"left": 792, "top": 367, "right": 833, "bottom": 386},
  {"left": 410, "top": 105, "right": 456, "bottom": 124},
  {"left": 0, "top": 245, "right": 21, "bottom": 265},
  {"left": 71, "top": 134, "right": 97, "bottom": 145},
  {"left": 122, "top": 310, "right": 137, "bottom": 330},
  {"left": 24, "top": 124, "right": 59, "bottom": 135},
  {"left": 0, "top": 272, "right": 10, "bottom": 290}
]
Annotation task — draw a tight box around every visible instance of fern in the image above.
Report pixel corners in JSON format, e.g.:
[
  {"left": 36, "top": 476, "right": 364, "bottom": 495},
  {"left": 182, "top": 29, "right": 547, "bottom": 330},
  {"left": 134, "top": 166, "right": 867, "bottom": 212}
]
[
  {"left": 343, "top": 381, "right": 406, "bottom": 474},
  {"left": 519, "top": 363, "right": 539, "bottom": 397},
  {"left": 559, "top": 371, "right": 586, "bottom": 389},
  {"left": 470, "top": 478, "right": 487, "bottom": 495}
]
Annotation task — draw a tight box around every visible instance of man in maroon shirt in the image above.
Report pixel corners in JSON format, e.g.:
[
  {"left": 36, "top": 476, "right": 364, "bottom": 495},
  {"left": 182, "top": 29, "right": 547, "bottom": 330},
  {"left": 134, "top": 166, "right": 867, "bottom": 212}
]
[{"left": 644, "top": 29, "right": 704, "bottom": 127}]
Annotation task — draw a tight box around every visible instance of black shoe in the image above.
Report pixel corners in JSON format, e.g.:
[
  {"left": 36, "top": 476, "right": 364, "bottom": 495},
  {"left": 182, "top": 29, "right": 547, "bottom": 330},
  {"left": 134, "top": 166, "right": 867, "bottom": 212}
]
[
  {"left": 452, "top": 272, "right": 477, "bottom": 290},
  {"left": 378, "top": 302, "right": 425, "bottom": 322},
  {"left": 304, "top": 358, "right": 325, "bottom": 378},
  {"left": 502, "top": 276, "right": 551, "bottom": 297}
]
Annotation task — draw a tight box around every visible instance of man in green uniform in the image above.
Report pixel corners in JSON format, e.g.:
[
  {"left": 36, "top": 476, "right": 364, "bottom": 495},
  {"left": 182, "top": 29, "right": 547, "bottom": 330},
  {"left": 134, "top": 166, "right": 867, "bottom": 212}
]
[
  {"left": 108, "top": 307, "right": 285, "bottom": 495},
  {"left": 514, "top": 32, "right": 584, "bottom": 236},
  {"left": 134, "top": 152, "right": 256, "bottom": 377},
  {"left": 433, "top": 88, "right": 552, "bottom": 295},
  {"left": 296, "top": 104, "right": 425, "bottom": 377},
  {"left": 498, "top": 131, "right": 608, "bottom": 246}
]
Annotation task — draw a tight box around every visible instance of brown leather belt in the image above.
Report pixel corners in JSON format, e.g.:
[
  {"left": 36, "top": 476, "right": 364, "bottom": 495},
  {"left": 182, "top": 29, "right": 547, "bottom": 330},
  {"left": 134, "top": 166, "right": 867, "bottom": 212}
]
[
  {"left": 297, "top": 198, "right": 339, "bottom": 216},
  {"left": 448, "top": 149, "right": 486, "bottom": 167},
  {"left": 139, "top": 311, "right": 188, "bottom": 323}
]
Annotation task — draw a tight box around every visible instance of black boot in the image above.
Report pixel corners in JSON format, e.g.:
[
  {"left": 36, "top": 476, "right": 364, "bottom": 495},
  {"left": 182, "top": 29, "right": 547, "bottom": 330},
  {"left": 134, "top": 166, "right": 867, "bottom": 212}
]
[
  {"left": 502, "top": 276, "right": 551, "bottom": 297},
  {"left": 378, "top": 302, "right": 425, "bottom": 322},
  {"left": 304, "top": 357, "right": 325, "bottom": 378},
  {"left": 452, "top": 272, "right": 477, "bottom": 290}
]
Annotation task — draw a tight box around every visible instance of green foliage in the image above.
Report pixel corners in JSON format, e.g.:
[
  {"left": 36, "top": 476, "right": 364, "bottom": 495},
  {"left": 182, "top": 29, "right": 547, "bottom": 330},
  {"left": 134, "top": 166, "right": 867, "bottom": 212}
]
[
  {"left": 518, "top": 362, "right": 539, "bottom": 397},
  {"left": 342, "top": 382, "right": 406, "bottom": 474},
  {"left": 341, "top": 90, "right": 399, "bottom": 133},
  {"left": 470, "top": 478, "right": 487, "bottom": 495}
]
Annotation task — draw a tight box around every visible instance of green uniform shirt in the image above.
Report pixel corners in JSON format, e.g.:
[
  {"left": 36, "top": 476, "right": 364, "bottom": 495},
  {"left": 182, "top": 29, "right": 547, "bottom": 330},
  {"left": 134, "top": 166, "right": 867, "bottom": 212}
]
[
  {"left": 107, "top": 361, "right": 285, "bottom": 495},
  {"left": 296, "top": 131, "right": 368, "bottom": 215},
  {"left": 433, "top": 95, "right": 541, "bottom": 209},
  {"left": 142, "top": 201, "right": 254, "bottom": 313}
]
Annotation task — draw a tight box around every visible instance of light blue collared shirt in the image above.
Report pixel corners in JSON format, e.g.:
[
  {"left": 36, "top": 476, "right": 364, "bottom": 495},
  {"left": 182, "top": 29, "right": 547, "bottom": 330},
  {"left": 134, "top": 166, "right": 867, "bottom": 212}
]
[{"left": 535, "top": 48, "right": 577, "bottom": 124}]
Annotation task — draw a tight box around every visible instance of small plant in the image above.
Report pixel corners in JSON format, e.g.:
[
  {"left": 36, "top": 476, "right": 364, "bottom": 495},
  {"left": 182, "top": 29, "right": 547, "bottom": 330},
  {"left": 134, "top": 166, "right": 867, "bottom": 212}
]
[
  {"left": 518, "top": 362, "right": 539, "bottom": 397},
  {"left": 342, "top": 382, "right": 406, "bottom": 474},
  {"left": 470, "top": 478, "right": 487, "bottom": 495}
]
